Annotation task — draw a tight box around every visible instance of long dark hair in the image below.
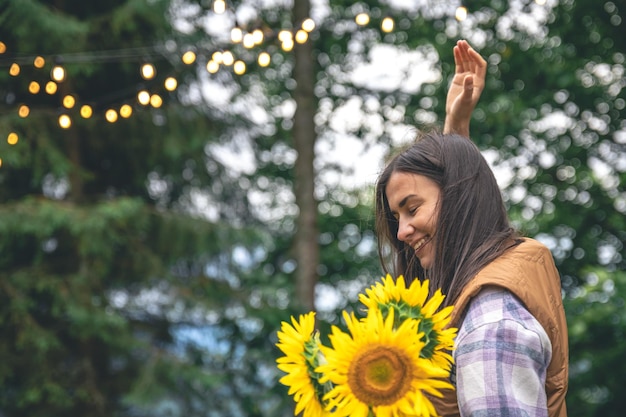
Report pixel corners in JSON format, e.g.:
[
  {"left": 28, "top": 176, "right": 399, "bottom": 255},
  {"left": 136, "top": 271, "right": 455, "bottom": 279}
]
[{"left": 375, "top": 132, "right": 520, "bottom": 306}]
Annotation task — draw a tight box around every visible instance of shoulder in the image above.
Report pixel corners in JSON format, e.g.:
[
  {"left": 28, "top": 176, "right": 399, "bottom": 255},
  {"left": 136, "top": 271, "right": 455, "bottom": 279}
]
[{"left": 455, "top": 287, "right": 552, "bottom": 356}]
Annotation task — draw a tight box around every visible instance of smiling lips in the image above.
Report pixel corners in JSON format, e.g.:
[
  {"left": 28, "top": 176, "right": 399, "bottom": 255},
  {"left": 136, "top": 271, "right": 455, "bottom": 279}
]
[{"left": 412, "top": 236, "right": 430, "bottom": 253}]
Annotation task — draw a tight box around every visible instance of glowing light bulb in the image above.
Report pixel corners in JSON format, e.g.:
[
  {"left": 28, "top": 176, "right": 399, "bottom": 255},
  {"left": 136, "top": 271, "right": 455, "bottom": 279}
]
[
  {"left": 0, "top": 42, "right": 6, "bottom": 54},
  {"left": 295, "top": 30, "right": 308, "bottom": 44},
  {"left": 62, "top": 95, "right": 76, "bottom": 109},
  {"left": 213, "top": 0, "right": 225, "bottom": 14},
  {"left": 212, "top": 51, "right": 223, "bottom": 64},
  {"left": 150, "top": 94, "right": 163, "bottom": 108},
  {"left": 278, "top": 30, "right": 292, "bottom": 42},
  {"left": 18, "top": 105, "right": 30, "bottom": 118},
  {"left": 252, "top": 29, "right": 264, "bottom": 45},
  {"left": 9, "top": 63, "right": 20, "bottom": 76},
  {"left": 535, "top": 0, "right": 546, "bottom": 4},
  {"left": 164, "top": 77, "right": 177, "bottom": 91},
  {"left": 222, "top": 51, "right": 234, "bottom": 66},
  {"left": 455, "top": 6, "right": 468, "bottom": 21},
  {"left": 7, "top": 132, "right": 18, "bottom": 145},
  {"left": 206, "top": 60, "right": 219, "bottom": 73},
  {"left": 29, "top": 81, "right": 41, "bottom": 94},
  {"left": 58, "top": 114, "right": 72, "bottom": 129},
  {"left": 51, "top": 65, "right": 65, "bottom": 82},
  {"left": 137, "top": 90, "right": 151, "bottom": 105},
  {"left": 120, "top": 104, "right": 133, "bottom": 118},
  {"left": 381, "top": 17, "right": 394, "bottom": 32},
  {"left": 34, "top": 56, "right": 45, "bottom": 68},
  {"left": 281, "top": 39, "right": 294, "bottom": 51},
  {"left": 355, "top": 13, "right": 370, "bottom": 26},
  {"left": 182, "top": 51, "right": 196, "bottom": 64},
  {"left": 141, "top": 63, "right": 156, "bottom": 79},
  {"left": 302, "top": 18, "right": 315, "bottom": 32},
  {"left": 231, "top": 27, "right": 243, "bottom": 43},
  {"left": 45, "top": 81, "right": 58, "bottom": 94},
  {"left": 242, "top": 33, "right": 255, "bottom": 49},
  {"left": 105, "top": 109, "right": 118, "bottom": 123},
  {"left": 233, "top": 60, "right": 246, "bottom": 75},
  {"left": 258, "top": 52, "right": 271, "bottom": 67},
  {"left": 80, "top": 105, "right": 93, "bottom": 118}
]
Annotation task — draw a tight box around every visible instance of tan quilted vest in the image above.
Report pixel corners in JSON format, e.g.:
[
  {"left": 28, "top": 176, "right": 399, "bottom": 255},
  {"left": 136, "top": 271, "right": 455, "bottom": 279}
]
[{"left": 431, "top": 238, "right": 568, "bottom": 417}]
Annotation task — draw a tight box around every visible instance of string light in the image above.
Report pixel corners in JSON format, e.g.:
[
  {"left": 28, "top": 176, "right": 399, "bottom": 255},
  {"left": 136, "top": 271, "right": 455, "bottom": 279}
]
[
  {"left": 28, "top": 81, "right": 41, "bottom": 94},
  {"left": 252, "top": 29, "right": 264, "bottom": 45},
  {"left": 301, "top": 18, "right": 315, "bottom": 32},
  {"left": 213, "top": 0, "right": 226, "bottom": 14},
  {"left": 51, "top": 65, "right": 66, "bottom": 82},
  {"left": 258, "top": 52, "right": 271, "bottom": 67},
  {"left": 7, "top": 133, "right": 19, "bottom": 145},
  {"left": 18, "top": 105, "right": 30, "bottom": 118},
  {"left": 212, "top": 51, "right": 223, "bottom": 64},
  {"left": 62, "top": 95, "right": 76, "bottom": 109},
  {"left": 233, "top": 60, "right": 246, "bottom": 75},
  {"left": 45, "top": 81, "right": 58, "bottom": 94},
  {"left": 455, "top": 6, "right": 468, "bottom": 21},
  {"left": 182, "top": 51, "right": 196, "bottom": 64},
  {"left": 58, "top": 114, "right": 72, "bottom": 129},
  {"left": 381, "top": 17, "right": 395, "bottom": 32},
  {"left": 295, "top": 30, "right": 308, "bottom": 44},
  {"left": 9, "top": 63, "right": 20, "bottom": 76},
  {"left": 80, "top": 105, "right": 93, "bottom": 118},
  {"left": 164, "top": 77, "right": 178, "bottom": 91},
  {"left": 120, "top": 104, "right": 133, "bottom": 118},
  {"left": 105, "top": 109, "right": 118, "bottom": 123},
  {"left": 0, "top": 41, "right": 6, "bottom": 53},
  {"left": 231, "top": 27, "right": 243, "bottom": 43},
  {"left": 137, "top": 90, "right": 151, "bottom": 105},
  {"left": 355, "top": 13, "right": 370, "bottom": 26},
  {"left": 222, "top": 50, "right": 235, "bottom": 66},
  {"left": 33, "top": 56, "right": 45, "bottom": 68},
  {"left": 141, "top": 63, "right": 156, "bottom": 79},
  {"left": 206, "top": 60, "right": 219, "bottom": 73},
  {"left": 242, "top": 33, "right": 256, "bottom": 49},
  {"left": 150, "top": 94, "right": 163, "bottom": 108}
]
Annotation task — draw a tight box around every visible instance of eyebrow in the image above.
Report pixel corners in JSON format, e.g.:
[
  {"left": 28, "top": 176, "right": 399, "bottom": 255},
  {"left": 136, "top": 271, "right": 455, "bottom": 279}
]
[{"left": 398, "top": 195, "right": 416, "bottom": 208}]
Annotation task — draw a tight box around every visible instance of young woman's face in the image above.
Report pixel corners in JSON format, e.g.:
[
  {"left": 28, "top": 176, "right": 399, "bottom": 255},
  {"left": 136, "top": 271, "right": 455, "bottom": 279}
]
[{"left": 385, "top": 171, "right": 441, "bottom": 270}]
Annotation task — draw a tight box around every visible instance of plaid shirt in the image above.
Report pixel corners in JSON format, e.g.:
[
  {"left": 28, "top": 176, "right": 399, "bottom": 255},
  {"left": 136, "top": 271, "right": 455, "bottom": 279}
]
[{"left": 453, "top": 287, "right": 552, "bottom": 417}]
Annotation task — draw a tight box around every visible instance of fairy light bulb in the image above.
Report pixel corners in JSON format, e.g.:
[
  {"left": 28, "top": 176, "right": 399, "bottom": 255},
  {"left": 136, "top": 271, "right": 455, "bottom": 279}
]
[
  {"left": 7, "top": 132, "right": 18, "bottom": 145},
  {"left": 58, "top": 114, "right": 72, "bottom": 129},
  {"left": 222, "top": 50, "right": 234, "bottom": 66},
  {"left": 62, "top": 95, "right": 75, "bottom": 109},
  {"left": 278, "top": 30, "right": 292, "bottom": 43},
  {"left": 182, "top": 51, "right": 196, "bottom": 65},
  {"left": 212, "top": 51, "right": 223, "bottom": 64},
  {"left": 141, "top": 63, "right": 156, "bottom": 80},
  {"left": 137, "top": 90, "right": 151, "bottom": 105},
  {"left": 381, "top": 17, "right": 394, "bottom": 32},
  {"left": 18, "top": 105, "right": 30, "bottom": 118},
  {"left": 233, "top": 60, "right": 246, "bottom": 75},
  {"left": 51, "top": 65, "right": 65, "bottom": 82},
  {"left": 29, "top": 81, "right": 41, "bottom": 94},
  {"left": 242, "top": 33, "right": 255, "bottom": 49},
  {"left": 150, "top": 94, "right": 163, "bottom": 108},
  {"left": 252, "top": 29, "right": 264, "bottom": 45},
  {"left": 355, "top": 13, "right": 370, "bottom": 26},
  {"left": 258, "top": 52, "right": 271, "bottom": 67},
  {"left": 80, "top": 105, "right": 93, "bottom": 118},
  {"left": 105, "top": 109, "right": 118, "bottom": 123},
  {"left": 213, "top": 0, "right": 225, "bottom": 14},
  {"left": 535, "top": 0, "right": 546, "bottom": 4},
  {"left": 231, "top": 27, "right": 243, "bottom": 43},
  {"left": 206, "top": 60, "right": 219, "bottom": 73},
  {"left": 34, "top": 56, "right": 45, "bottom": 68},
  {"left": 164, "top": 77, "right": 177, "bottom": 91},
  {"left": 295, "top": 30, "right": 308, "bottom": 44},
  {"left": 302, "top": 18, "right": 315, "bottom": 32},
  {"left": 45, "top": 81, "right": 58, "bottom": 94},
  {"left": 9, "top": 63, "right": 20, "bottom": 76},
  {"left": 120, "top": 104, "right": 133, "bottom": 118},
  {"left": 455, "top": 6, "right": 468, "bottom": 21},
  {"left": 281, "top": 38, "right": 294, "bottom": 51},
  {"left": 0, "top": 42, "right": 6, "bottom": 53}
]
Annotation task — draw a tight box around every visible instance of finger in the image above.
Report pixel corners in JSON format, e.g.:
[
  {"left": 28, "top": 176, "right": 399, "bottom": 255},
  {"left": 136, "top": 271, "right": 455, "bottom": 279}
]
[
  {"left": 467, "top": 46, "right": 487, "bottom": 78},
  {"left": 462, "top": 75, "right": 474, "bottom": 101}
]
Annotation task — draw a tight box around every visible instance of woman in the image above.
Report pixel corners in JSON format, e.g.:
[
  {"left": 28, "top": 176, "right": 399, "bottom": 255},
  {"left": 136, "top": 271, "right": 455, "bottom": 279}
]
[{"left": 374, "top": 41, "right": 568, "bottom": 417}]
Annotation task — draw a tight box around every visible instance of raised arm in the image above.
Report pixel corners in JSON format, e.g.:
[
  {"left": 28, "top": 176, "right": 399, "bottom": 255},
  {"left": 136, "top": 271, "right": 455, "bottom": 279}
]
[{"left": 443, "top": 40, "right": 487, "bottom": 138}]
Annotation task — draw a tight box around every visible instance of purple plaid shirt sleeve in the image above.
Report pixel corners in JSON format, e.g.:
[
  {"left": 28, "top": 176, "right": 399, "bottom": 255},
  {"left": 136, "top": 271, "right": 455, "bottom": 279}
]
[{"left": 453, "top": 287, "right": 552, "bottom": 417}]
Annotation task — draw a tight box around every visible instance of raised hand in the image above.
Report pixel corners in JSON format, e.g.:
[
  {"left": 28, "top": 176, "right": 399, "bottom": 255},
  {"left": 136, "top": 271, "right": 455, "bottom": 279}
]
[{"left": 443, "top": 40, "right": 487, "bottom": 138}]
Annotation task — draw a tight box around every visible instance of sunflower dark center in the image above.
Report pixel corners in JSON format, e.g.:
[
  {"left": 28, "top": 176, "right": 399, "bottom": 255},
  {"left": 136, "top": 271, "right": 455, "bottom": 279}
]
[{"left": 347, "top": 344, "right": 413, "bottom": 406}]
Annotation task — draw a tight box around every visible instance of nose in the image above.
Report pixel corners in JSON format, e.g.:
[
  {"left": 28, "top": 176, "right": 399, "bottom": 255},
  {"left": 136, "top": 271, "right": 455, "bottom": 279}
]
[{"left": 396, "top": 218, "right": 414, "bottom": 242}]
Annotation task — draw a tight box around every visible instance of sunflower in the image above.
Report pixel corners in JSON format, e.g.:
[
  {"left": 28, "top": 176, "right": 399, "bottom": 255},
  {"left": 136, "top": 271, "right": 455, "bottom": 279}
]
[
  {"left": 317, "top": 308, "right": 452, "bottom": 417},
  {"left": 359, "top": 275, "right": 457, "bottom": 371},
  {"left": 276, "top": 312, "right": 333, "bottom": 417}
]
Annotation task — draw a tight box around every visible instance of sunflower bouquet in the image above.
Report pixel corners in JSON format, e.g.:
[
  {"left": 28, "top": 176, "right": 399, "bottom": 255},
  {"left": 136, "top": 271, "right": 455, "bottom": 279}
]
[{"left": 275, "top": 275, "right": 457, "bottom": 417}]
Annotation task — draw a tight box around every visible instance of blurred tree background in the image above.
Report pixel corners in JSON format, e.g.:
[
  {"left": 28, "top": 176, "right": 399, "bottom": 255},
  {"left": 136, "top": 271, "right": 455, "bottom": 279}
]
[{"left": 0, "top": 0, "right": 624, "bottom": 416}]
